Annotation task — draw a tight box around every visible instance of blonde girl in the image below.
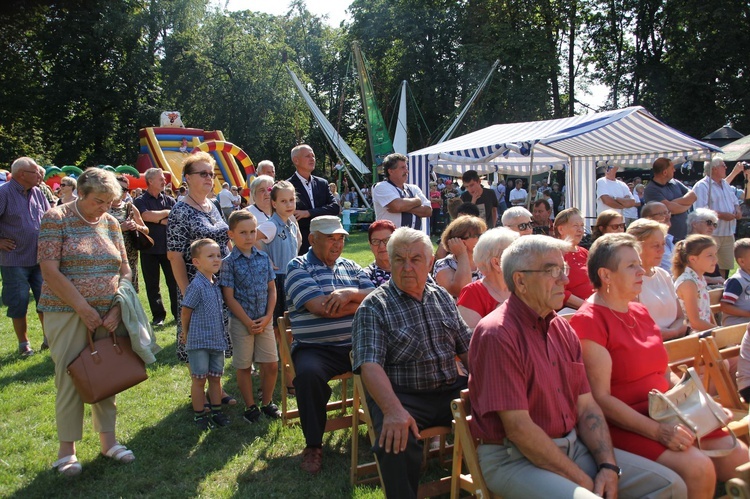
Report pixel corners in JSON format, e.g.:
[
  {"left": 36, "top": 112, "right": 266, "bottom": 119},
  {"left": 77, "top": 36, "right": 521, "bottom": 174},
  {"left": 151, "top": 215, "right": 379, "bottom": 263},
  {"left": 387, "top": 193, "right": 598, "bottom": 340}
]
[
  {"left": 673, "top": 234, "right": 718, "bottom": 332},
  {"left": 257, "top": 181, "right": 300, "bottom": 395}
]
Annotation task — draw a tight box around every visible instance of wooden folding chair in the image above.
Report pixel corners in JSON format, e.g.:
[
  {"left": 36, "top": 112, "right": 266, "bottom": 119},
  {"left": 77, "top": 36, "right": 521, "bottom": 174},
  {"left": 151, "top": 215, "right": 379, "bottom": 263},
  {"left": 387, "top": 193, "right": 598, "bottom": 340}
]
[
  {"left": 700, "top": 324, "right": 750, "bottom": 439},
  {"left": 276, "top": 312, "right": 353, "bottom": 430},
  {"left": 664, "top": 333, "right": 703, "bottom": 375},
  {"left": 709, "top": 287, "right": 723, "bottom": 325},
  {"left": 350, "top": 365, "right": 453, "bottom": 497},
  {"left": 450, "top": 389, "right": 500, "bottom": 499},
  {"left": 726, "top": 461, "right": 750, "bottom": 499}
]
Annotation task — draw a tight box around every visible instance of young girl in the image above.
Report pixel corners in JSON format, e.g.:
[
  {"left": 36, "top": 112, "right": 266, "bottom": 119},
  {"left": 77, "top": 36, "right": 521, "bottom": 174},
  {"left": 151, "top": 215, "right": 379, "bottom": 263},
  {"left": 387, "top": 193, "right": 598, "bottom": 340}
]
[
  {"left": 673, "top": 234, "right": 718, "bottom": 333},
  {"left": 257, "top": 181, "right": 300, "bottom": 395}
]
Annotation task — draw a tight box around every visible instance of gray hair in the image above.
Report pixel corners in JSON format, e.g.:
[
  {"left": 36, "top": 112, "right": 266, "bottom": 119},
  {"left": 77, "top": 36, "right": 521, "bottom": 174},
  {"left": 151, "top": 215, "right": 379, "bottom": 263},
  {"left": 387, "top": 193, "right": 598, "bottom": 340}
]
[
  {"left": 291, "top": 144, "right": 312, "bottom": 162},
  {"left": 688, "top": 207, "right": 718, "bottom": 234},
  {"left": 501, "top": 235, "right": 570, "bottom": 292},
  {"left": 77, "top": 168, "right": 121, "bottom": 199},
  {"left": 587, "top": 233, "right": 640, "bottom": 289},
  {"left": 249, "top": 175, "right": 274, "bottom": 197},
  {"left": 705, "top": 158, "right": 726, "bottom": 175},
  {"left": 256, "top": 160, "right": 275, "bottom": 176},
  {"left": 501, "top": 206, "right": 532, "bottom": 226},
  {"left": 474, "top": 227, "right": 519, "bottom": 275},
  {"left": 144, "top": 167, "right": 164, "bottom": 184},
  {"left": 387, "top": 227, "right": 433, "bottom": 262},
  {"left": 641, "top": 201, "right": 666, "bottom": 219},
  {"left": 10, "top": 157, "right": 39, "bottom": 175}
]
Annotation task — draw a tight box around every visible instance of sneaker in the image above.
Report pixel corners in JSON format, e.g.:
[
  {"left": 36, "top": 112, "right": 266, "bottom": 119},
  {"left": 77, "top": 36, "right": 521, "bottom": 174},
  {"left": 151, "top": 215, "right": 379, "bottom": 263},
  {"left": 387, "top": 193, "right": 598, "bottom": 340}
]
[
  {"left": 194, "top": 414, "right": 214, "bottom": 431},
  {"left": 243, "top": 405, "right": 261, "bottom": 424},
  {"left": 19, "top": 346, "right": 35, "bottom": 358},
  {"left": 300, "top": 447, "right": 322, "bottom": 474},
  {"left": 261, "top": 402, "right": 282, "bottom": 419},
  {"left": 150, "top": 319, "right": 165, "bottom": 327},
  {"left": 211, "top": 411, "right": 230, "bottom": 427}
]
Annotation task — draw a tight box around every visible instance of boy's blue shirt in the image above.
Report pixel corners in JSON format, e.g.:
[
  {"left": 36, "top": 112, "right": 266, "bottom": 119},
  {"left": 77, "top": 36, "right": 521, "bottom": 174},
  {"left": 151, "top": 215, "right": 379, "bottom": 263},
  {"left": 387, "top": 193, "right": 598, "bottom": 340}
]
[
  {"left": 182, "top": 272, "right": 228, "bottom": 351},
  {"left": 219, "top": 245, "right": 276, "bottom": 320}
]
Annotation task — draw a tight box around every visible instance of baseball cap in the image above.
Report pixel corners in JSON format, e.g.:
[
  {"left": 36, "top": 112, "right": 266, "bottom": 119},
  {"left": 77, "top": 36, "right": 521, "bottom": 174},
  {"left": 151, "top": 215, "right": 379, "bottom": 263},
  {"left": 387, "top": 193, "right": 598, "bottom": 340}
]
[{"left": 310, "top": 215, "right": 349, "bottom": 236}]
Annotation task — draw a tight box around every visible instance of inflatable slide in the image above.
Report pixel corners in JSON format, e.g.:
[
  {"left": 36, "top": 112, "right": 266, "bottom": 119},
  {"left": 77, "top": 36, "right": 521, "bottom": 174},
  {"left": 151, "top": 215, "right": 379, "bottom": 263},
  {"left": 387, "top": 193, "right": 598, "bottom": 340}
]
[{"left": 136, "top": 126, "right": 255, "bottom": 193}]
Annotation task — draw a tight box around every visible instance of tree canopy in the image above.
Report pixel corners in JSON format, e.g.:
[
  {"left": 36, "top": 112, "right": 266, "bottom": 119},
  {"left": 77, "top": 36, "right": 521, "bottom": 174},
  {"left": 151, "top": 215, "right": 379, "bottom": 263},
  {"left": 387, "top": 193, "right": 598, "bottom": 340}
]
[{"left": 0, "top": 0, "right": 747, "bottom": 176}]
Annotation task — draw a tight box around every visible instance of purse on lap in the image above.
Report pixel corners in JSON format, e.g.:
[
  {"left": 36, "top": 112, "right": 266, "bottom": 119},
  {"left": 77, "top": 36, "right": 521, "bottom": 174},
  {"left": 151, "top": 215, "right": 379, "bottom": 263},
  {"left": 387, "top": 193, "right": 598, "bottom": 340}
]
[
  {"left": 648, "top": 365, "right": 737, "bottom": 457},
  {"left": 67, "top": 328, "right": 148, "bottom": 404}
]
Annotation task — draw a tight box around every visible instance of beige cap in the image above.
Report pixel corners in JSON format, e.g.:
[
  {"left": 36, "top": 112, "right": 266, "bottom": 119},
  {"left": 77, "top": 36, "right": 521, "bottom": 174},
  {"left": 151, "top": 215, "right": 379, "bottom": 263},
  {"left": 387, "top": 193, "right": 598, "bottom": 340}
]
[{"left": 310, "top": 215, "right": 349, "bottom": 235}]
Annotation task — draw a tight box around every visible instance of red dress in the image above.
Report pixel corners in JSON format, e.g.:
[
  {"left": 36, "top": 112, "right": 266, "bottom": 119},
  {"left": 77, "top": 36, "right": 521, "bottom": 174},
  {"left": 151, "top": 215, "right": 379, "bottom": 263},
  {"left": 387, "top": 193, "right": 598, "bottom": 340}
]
[
  {"left": 570, "top": 301, "right": 671, "bottom": 460},
  {"left": 563, "top": 247, "right": 594, "bottom": 305}
]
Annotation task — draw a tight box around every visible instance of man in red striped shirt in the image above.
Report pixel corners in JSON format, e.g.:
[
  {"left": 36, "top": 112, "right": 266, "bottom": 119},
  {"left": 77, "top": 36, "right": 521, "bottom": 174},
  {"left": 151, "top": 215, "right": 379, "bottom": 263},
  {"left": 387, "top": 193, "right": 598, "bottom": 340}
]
[{"left": 468, "top": 235, "right": 686, "bottom": 498}]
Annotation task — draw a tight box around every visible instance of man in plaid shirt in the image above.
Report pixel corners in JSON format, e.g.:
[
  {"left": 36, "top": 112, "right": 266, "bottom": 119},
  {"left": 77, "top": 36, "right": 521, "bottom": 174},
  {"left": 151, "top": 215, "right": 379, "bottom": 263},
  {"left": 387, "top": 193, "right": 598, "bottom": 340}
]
[{"left": 352, "top": 227, "right": 471, "bottom": 499}]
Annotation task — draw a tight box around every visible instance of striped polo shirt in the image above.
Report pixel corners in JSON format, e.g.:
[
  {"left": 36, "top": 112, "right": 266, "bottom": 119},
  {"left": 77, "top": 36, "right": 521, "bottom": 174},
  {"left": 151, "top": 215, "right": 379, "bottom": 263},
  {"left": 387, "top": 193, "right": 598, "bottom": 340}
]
[{"left": 285, "top": 249, "right": 374, "bottom": 346}]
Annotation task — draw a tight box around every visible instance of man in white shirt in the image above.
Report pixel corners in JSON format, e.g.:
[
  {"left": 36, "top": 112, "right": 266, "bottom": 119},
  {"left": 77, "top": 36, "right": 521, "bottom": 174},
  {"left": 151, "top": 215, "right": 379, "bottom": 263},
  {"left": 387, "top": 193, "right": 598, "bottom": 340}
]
[
  {"left": 371, "top": 153, "right": 431, "bottom": 229},
  {"left": 217, "top": 182, "right": 234, "bottom": 220},
  {"left": 508, "top": 179, "right": 528, "bottom": 207},
  {"left": 595, "top": 164, "right": 635, "bottom": 216},
  {"left": 692, "top": 158, "right": 742, "bottom": 276}
]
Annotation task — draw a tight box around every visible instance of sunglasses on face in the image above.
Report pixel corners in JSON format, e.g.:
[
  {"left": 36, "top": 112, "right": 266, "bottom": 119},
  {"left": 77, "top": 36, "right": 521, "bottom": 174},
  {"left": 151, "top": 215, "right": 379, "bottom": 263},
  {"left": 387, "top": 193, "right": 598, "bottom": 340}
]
[
  {"left": 702, "top": 220, "right": 718, "bottom": 228},
  {"left": 607, "top": 223, "right": 626, "bottom": 230},
  {"left": 510, "top": 222, "right": 532, "bottom": 231},
  {"left": 191, "top": 171, "right": 215, "bottom": 179}
]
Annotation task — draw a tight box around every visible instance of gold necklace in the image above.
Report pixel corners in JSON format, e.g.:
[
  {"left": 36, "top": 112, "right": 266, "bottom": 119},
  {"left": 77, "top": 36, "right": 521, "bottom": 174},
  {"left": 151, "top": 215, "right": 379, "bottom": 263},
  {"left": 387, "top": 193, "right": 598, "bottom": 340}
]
[{"left": 597, "top": 293, "right": 637, "bottom": 329}]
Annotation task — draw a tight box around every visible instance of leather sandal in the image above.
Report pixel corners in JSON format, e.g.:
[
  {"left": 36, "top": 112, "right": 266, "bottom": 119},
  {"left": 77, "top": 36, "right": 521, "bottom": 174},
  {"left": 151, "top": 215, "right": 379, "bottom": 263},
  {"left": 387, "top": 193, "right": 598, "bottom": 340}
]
[
  {"left": 102, "top": 444, "right": 135, "bottom": 463},
  {"left": 52, "top": 455, "right": 82, "bottom": 476}
]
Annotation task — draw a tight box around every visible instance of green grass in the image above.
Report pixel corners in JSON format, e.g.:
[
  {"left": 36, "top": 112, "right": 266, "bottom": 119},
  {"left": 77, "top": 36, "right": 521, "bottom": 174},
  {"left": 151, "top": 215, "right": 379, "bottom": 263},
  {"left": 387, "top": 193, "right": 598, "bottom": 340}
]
[{"left": 0, "top": 231, "right": 441, "bottom": 499}]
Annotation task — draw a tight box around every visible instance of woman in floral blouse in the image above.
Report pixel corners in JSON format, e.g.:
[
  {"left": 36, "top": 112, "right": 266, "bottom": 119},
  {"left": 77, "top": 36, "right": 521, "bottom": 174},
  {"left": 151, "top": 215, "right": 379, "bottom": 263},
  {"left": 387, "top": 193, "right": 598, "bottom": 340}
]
[{"left": 364, "top": 219, "right": 396, "bottom": 287}]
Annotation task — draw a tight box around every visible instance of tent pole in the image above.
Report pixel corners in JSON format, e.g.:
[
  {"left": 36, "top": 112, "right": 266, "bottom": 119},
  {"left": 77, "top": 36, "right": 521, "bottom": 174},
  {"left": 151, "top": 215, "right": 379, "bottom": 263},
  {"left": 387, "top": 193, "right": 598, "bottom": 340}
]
[{"left": 527, "top": 147, "right": 535, "bottom": 209}]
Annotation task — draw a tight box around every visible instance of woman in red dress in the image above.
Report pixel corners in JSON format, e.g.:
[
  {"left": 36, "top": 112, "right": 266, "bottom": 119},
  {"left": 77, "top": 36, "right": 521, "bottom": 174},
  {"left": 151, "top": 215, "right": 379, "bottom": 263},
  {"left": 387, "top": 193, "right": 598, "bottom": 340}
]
[
  {"left": 570, "top": 233, "right": 748, "bottom": 498},
  {"left": 554, "top": 207, "right": 593, "bottom": 310}
]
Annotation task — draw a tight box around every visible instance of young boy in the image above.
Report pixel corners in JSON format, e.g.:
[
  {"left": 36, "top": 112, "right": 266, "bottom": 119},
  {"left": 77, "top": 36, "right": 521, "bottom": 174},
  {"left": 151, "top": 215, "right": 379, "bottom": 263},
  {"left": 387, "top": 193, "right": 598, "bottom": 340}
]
[
  {"left": 180, "top": 238, "right": 230, "bottom": 430},
  {"left": 220, "top": 211, "right": 281, "bottom": 423},
  {"left": 720, "top": 238, "right": 750, "bottom": 325}
]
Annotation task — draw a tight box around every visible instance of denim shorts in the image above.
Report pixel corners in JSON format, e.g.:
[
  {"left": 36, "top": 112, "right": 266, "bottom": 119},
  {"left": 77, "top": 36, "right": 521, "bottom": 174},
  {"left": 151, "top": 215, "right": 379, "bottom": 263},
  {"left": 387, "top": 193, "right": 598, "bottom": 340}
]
[
  {"left": 1, "top": 265, "right": 43, "bottom": 318},
  {"left": 187, "top": 348, "right": 224, "bottom": 378}
]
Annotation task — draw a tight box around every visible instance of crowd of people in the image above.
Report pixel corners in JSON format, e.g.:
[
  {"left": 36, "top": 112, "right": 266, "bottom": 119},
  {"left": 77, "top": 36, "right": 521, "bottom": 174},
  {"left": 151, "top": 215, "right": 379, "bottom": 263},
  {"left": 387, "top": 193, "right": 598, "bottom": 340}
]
[{"left": 5, "top": 149, "right": 750, "bottom": 497}]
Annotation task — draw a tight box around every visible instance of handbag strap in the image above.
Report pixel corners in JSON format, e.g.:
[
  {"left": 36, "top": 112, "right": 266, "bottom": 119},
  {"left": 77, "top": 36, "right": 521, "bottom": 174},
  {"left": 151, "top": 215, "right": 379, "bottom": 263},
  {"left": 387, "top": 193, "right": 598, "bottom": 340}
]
[{"left": 684, "top": 366, "right": 739, "bottom": 457}]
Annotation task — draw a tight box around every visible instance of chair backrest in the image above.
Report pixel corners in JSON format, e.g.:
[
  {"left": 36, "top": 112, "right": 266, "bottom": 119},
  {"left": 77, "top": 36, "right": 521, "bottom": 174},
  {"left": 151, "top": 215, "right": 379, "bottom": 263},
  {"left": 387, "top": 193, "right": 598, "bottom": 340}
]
[
  {"left": 450, "top": 389, "right": 496, "bottom": 499},
  {"left": 710, "top": 323, "right": 747, "bottom": 354},
  {"left": 709, "top": 287, "right": 723, "bottom": 306},
  {"left": 664, "top": 334, "right": 702, "bottom": 374},
  {"left": 277, "top": 312, "right": 295, "bottom": 380}
]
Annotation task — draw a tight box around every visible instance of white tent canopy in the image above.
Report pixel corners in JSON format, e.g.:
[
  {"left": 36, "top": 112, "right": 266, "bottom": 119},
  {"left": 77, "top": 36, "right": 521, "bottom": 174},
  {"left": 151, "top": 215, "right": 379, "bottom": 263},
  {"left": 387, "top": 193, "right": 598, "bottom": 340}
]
[{"left": 408, "top": 106, "right": 722, "bottom": 225}]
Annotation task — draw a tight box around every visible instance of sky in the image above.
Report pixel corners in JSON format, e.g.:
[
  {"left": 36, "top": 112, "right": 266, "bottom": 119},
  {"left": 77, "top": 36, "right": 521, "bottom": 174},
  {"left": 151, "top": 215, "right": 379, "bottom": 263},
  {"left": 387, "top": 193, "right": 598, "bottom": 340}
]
[{"left": 223, "top": 0, "right": 352, "bottom": 25}]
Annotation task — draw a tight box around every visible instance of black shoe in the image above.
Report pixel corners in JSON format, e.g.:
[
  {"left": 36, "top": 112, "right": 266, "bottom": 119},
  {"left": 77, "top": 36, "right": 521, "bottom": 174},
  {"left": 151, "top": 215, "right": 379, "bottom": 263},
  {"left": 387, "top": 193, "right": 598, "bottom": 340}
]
[
  {"left": 194, "top": 414, "right": 214, "bottom": 431},
  {"left": 243, "top": 405, "right": 261, "bottom": 424},
  {"left": 211, "top": 411, "right": 230, "bottom": 427},
  {"left": 151, "top": 319, "right": 165, "bottom": 327},
  {"left": 261, "top": 402, "right": 282, "bottom": 419}
]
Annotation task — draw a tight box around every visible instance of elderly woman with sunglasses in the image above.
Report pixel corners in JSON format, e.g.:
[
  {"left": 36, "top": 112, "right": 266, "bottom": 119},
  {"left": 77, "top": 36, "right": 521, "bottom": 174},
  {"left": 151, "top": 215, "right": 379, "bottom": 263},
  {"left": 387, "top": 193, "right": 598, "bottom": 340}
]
[
  {"left": 500, "top": 206, "right": 533, "bottom": 236},
  {"left": 591, "top": 209, "right": 626, "bottom": 242},
  {"left": 688, "top": 208, "right": 724, "bottom": 286},
  {"left": 56, "top": 177, "right": 78, "bottom": 205},
  {"left": 433, "top": 215, "right": 487, "bottom": 297},
  {"left": 554, "top": 207, "right": 594, "bottom": 310},
  {"left": 167, "top": 152, "right": 235, "bottom": 403}
]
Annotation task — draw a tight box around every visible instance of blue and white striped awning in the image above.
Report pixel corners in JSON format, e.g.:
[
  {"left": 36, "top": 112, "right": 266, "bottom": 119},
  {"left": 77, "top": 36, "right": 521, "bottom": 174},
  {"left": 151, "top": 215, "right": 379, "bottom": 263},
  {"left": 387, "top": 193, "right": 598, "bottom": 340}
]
[{"left": 408, "top": 106, "right": 722, "bottom": 229}]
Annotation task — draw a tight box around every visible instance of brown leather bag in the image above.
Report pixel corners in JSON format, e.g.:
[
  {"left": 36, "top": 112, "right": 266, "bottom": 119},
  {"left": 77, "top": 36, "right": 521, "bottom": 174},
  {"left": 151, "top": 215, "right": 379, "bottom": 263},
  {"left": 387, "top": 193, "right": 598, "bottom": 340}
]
[{"left": 67, "top": 328, "right": 148, "bottom": 404}]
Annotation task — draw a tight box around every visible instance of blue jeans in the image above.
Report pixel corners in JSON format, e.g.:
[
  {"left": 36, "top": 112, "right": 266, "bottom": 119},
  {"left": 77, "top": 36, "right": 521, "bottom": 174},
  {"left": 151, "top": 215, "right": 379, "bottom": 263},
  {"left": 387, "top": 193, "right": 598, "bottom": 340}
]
[
  {"left": 1, "top": 265, "right": 42, "bottom": 318},
  {"left": 187, "top": 348, "right": 224, "bottom": 378}
]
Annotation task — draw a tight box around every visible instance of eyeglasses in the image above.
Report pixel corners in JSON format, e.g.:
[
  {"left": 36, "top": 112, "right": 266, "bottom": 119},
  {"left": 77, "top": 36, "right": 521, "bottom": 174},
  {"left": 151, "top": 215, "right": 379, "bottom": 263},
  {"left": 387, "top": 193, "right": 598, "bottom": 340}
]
[
  {"left": 370, "top": 237, "right": 390, "bottom": 247},
  {"left": 509, "top": 222, "right": 532, "bottom": 231},
  {"left": 607, "top": 223, "right": 626, "bottom": 230},
  {"left": 651, "top": 211, "right": 671, "bottom": 219},
  {"left": 702, "top": 220, "right": 718, "bottom": 228},
  {"left": 22, "top": 169, "right": 41, "bottom": 176},
  {"left": 190, "top": 171, "right": 215, "bottom": 179},
  {"left": 459, "top": 234, "right": 480, "bottom": 240},
  {"left": 518, "top": 263, "right": 570, "bottom": 279}
]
